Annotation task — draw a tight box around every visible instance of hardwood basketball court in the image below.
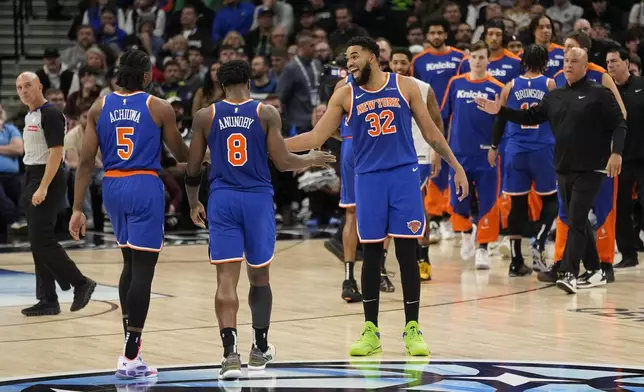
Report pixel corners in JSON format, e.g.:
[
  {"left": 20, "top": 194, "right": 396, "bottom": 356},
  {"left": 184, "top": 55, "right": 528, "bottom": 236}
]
[{"left": 1, "top": 237, "right": 643, "bottom": 390}]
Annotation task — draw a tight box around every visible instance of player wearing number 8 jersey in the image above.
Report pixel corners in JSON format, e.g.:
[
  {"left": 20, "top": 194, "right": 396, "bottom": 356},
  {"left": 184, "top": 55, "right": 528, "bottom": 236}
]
[
  {"left": 284, "top": 36, "right": 468, "bottom": 357},
  {"left": 69, "top": 49, "right": 190, "bottom": 379},
  {"left": 184, "top": 60, "right": 335, "bottom": 379}
]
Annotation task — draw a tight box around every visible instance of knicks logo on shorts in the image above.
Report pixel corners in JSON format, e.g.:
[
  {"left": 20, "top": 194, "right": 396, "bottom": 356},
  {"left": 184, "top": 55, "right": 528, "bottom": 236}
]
[{"left": 407, "top": 220, "right": 422, "bottom": 234}]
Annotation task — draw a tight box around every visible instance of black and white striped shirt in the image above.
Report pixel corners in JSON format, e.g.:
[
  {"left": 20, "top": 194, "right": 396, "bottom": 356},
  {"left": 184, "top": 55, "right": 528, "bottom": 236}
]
[{"left": 23, "top": 103, "right": 66, "bottom": 166}]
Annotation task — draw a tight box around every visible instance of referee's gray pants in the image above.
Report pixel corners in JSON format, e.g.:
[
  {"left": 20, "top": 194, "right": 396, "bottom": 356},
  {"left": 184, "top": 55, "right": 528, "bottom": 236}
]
[{"left": 25, "top": 165, "right": 86, "bottom": 302}]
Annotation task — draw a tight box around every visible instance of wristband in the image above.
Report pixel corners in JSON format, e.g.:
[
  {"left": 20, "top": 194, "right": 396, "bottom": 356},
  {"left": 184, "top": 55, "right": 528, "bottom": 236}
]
[{"left": 185, "top": 172, "right": 202, "bottom": 187}]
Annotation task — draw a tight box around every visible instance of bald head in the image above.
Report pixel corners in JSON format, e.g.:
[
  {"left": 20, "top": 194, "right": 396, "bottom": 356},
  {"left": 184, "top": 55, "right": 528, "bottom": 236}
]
[
  {"left": 16, "top": 71, "right": 44, "bottom": 109},
  {"left": 574, "top": 18, "right": 591, "bottom": 35},
  {"left": 563, "top": 47, "right": 588, "bottom": 84}
]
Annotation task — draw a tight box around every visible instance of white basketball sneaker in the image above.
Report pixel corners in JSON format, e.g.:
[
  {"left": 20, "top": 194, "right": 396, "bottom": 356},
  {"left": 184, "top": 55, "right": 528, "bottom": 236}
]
[
  {"left": 475, "top": 248, "right": 491, "bottom": 270},
  {"left": 460, "top": 232, "right": 476, "bottom": 260},
  {"left": 115, "top": 341, "right": 158, "bottom": 380}
]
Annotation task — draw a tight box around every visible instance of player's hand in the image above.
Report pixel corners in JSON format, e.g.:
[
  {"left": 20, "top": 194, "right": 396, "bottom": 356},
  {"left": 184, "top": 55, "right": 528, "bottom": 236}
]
[
  {"left": 453, "top": 166, "right": 469, "bottom": 201},
  {"left": 69, "top": 210, "right": 87, "bottom": 242},
  {"left": 32, "top": 186, "right": 47, "bottom": 206},
  {"left": 190, "top": 202, "right": 207, "bottom": 229},
  {"left": 487, "top": 148, "right": 498, "bottom": 167},
  {"left": 306, "top": 149, "right": 336, "bottom": 168},
  {"left": 430, "top": 150, "right": 441, "bottom": 178},
  {"left": 605, "top": 153, "right": 622, "bottom": 178},
  {"left": 475, "top": 94, "right": 501, "bottom": 115}
]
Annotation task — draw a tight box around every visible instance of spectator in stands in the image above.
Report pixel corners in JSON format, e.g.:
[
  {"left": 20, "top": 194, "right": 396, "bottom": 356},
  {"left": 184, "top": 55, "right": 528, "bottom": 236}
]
[
  {"left": 159, "top": 60, "right": 192, "bottom": 103},
  {"left": 165, "top": 5, "right": 213, "bottom": 57},
  {"left": 192, "top": 62, "right": 223, "bottom": 116},
  {"left": 69, "top": 48, "right": 108, "bottom": 95},
  {"left": 315, "top": 40, "right": 332, "bottom": 63},
  {"left": 124, "top": 0, "right": 166, "bottom": 37},
  {"left": 271, "top": 26, "right": 289, "bottom": 52},
  {"left": 36, "top": 48, "right": 75, "bottom": 99},
  {"left": 505, "top": 0, "right": 533, "bottom": 31},
  {"left": 472, "top": 3, "right": 503, "bottom": 42},
  {"left": 291, "top": 6, "right": 318, "bottom": 43},
  {"left": 574, "top": 18, "right": 592, "bottom": 35},
  {"left": 218, "top": 44, "right": 237, "bottom": 63},
  {"left": 355, "top": 0, "right": 391, "bottom": 43},
  {"left": 376, "top": 37, "right": 392, "bottom": 71},
  {"left": 329, "top": 5, "right": 368, "bottom": 50},
  {"left": 0, "top": 108, "right": 24, "bottom": 244},
  {"left": 185, "top": 46, "right": 207, "bottom": 91},
  {"left": 158, "top": 34, "right": 188, "bottom": 65},
  {"left": 546, "top": 0, "right": 583, "bottom": 35},
  {"left": 81, "top": 0, "right": 126, "bottom": 34},
  {"left": 65, "top": 66, "right": 101, "bottom": 118},
  {"left": 312, "top": 27, "right": 328, "bottom": 45},
  {"left": 99, "top": 66, "right": 119, "bottom": 97},
  {"left": 443, "top": 1, "right": 463, "bottom": 41},
  {"left": 44, "top": 88, "right": 66, "bottom": 113},
  {"left": 270, "top": 47, "right": 289, "bottom": 76},
  {"left": 583, "top": 0, "right": 623, "bottom": 33},
  {"left": 212, "top": 0, "right": 256, "bottom": 43},
  {"left": 629, "top": 1, "right": 644, "bottom": 30},
  {"left": 251, "top": 0, "right": 294, "bottom": 35},
  {"left": 466, "top": 0, "right": 488, "bottom": 30},
  {"left": 97, "top": 6, "right": 129, "bottom": 52},
  {"left": 407, "top": 23, "right": 425, "bottom": 46},
  {"left": 631, "top": 53, "right": 642, "bottom": 75},
  {"left": 455, "top": 22, "right": 474, "bottom": 45},
  {"left": 136, "top": 20, "right": 165, "bottom": 63},
  {"left": 61, "top": 25, "right": 98, "bottom": 72},
  {"left": 277, "top": 31, "right": 321, "bottom": 134},
  {"left": 250, "top": 55, "right": 278, "bottom": 100},
  {"left": 626, "top": 30, "right": 640, "bottom": 56},
  {"left": 245, "top": 6, "right": 276, "bottom": 57},
  {"left": 310, "top": 0, "right": 335, "bottom": 32}
]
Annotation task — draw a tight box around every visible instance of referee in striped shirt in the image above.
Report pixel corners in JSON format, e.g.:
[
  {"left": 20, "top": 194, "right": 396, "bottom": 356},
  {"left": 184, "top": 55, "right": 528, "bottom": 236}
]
[{"left": 17, "top": 72, "right": 96, "bottom": 316}]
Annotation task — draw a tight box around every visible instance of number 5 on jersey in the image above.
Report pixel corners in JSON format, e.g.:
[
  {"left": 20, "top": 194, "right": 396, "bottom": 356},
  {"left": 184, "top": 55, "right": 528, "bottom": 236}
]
[
  {"left": 117, "top": 127, "right": 134, "bottom": 160},
  {"left": 227, "top": 133, "right": 247, "bottom": 166},
  {"left": 366, "top": 109, "right": 397, "bottom": 137}
]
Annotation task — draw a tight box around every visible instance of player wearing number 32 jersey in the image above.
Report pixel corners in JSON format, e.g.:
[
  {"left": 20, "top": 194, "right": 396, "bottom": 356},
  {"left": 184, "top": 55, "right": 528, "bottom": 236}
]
[
  {"left": 284, "top": 36, "right": 468, "bottom": 358},
  {"left": 183, "top": 60, "right": 335, "bottom": 380}
]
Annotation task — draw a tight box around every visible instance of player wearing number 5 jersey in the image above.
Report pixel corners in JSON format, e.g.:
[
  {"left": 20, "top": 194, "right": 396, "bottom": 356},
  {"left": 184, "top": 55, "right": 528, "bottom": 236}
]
[
  {"left": 284, "top": 36, "right": 468, "bottom": 358},
  {"left": 489, "top": 44, "right": 558, "bottom": 277},
  {"left": 184, "top": 60, "right": 335, "bottom": 380},
  {"left": 69, "top": 49, "right": 190, "bottom": 380}
]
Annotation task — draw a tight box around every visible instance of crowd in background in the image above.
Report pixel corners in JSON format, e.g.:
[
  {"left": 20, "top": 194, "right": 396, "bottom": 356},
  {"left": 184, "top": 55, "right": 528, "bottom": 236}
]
[{"left": 0, "top": 0, "right": 643, "bottom": 242}]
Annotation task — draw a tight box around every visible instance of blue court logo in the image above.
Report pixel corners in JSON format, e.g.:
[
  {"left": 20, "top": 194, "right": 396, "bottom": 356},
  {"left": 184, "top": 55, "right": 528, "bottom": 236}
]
[{"left": 2, "top": 360, "right": 644, "bottom": 391}]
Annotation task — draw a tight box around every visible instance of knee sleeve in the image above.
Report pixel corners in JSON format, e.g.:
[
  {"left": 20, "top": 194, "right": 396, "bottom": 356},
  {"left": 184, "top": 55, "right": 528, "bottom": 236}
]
[{"left": 508, "top": 194, "right": 529, "bottom": 235}]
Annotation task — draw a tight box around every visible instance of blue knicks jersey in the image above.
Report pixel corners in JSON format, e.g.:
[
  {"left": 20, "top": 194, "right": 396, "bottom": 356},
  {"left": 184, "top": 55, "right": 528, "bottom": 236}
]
[
  {"left": 457, "top": 50, "right": 522, "bottom": 84},
  {"left": 553, "top": 62, "right": 606, "bottom": 87},
  {"left": 411, "top": 47, "right": 465, "bottom": 107},
  {"left": 545, "top": 44, "right": 565, "bottom": 78},
  {"left": 348, "top": 73, "right": 416, "bottom": 174},
  {"left": 505, "top": 75, "right": 554, "bottom": 152},
  {"left": 97, "top": 91, "right": 162, "bottom": 172},
  {"left": 208, "top": 99, "right": 273, "bottom": 194},
  {"left": 340, "top": 75, "right": 353, "bottom": 138},
  {"left": 440, "top": 74, "right": 504, "bottom": 167}
]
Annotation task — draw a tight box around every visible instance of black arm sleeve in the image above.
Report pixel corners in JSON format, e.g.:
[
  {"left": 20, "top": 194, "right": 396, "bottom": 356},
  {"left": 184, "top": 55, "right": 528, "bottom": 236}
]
[
  {"left": 498, "top": 94, "right": 550, "bottom": 126},
  {"left": 40, "top": 105, "right": 66, "bottom": 148},
  {"left": 491, "top": 115, "right": 508, "bottom": 147},
  {"left": 601, "top": 88, "right": 627, "bottom": 155}
]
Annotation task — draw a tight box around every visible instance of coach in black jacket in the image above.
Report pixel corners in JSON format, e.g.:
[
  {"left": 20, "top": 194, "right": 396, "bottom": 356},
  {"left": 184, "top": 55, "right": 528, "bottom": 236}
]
[
  {"left": 476, "top": 47, "right": 626, "bottom": 295},
  {"left": 607, "top": 46, "right": 644, "bottom": 269}
]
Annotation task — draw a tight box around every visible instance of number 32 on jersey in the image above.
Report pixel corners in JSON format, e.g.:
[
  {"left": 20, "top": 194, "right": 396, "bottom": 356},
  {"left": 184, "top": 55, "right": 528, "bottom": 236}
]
[{"left": 366, "top": 109, "right": 397, "bottom": 137}]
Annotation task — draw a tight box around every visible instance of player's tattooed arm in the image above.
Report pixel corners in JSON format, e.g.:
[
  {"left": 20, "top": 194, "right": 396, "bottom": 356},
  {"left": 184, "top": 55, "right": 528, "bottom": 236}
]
[
  {"left": 184, "top": 106, "right": 211, "bottom": 208},
  {"left": 73, "top": 99, "right": 102, "bottom": 213},
  {"left": 425, "top": 85, "right": 444, "bottom": 134},
  {"left": 153, "top": 97, "right": 190, "bottom": 162},
  {"left": 264, "top": 104, "right": 336, "bottom": 171},
  {"left": 285, "top": 85, "right": 348, "bottom": 152},
  {"left": 401, "top": 76, "right": 461, "bottom": 170}
]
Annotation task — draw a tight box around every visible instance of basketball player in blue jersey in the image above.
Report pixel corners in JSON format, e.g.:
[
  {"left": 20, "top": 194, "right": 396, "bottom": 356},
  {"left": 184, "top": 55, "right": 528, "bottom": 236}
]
[
  {"left": 285, "top": 36, "right": 468, "bottom": 357},
  {"left": 183, "top": 61, "right": 335, "bottom": 379},
  {"left": 457, "top": 20, "right": 522, "bottom": 85},
  {"left": 487, "top": 44, "right": 558, "bottom": 277},
  {"left": 69, "top": 49, "right": 191, "bottom": 379},
  {"left": 411, "top": 17, "right": 465, "bottom": 241},
  {"left": 527, "top": 15, "right": 565, "bottom": 78},
  {"left": 390, "top": 47, "right": 445, "bottom": 282},
  {"left": 440, "top": 41, "right": 505, "bottom": 270}
]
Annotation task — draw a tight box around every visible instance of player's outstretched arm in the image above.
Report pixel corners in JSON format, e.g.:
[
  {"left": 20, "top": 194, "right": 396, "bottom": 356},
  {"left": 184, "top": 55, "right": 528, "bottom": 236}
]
[
  {"left": 263, "top": 104, "right": 336, "bottom": 171},
  {"left": 184, "top": 106, "right": 211, "bottom": 229},
  {"left": 475, "top": 93, "right": 549, "bottom": 125},
  {"left": 153, "top": 97, "right": 190, "bottom": 162},
  {"left": 69, "top": 99, "right": 101, "bottom": 240},
  {"left": 284, "top": 85, "right": 348, "bottom": 152}
]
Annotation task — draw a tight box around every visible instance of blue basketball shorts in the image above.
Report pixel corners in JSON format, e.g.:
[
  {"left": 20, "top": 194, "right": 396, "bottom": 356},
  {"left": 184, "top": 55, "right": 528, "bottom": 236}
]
[
  {"left": 503, "top": 146, "right": 557, "bottom": 195},
  {"left": 418, "top": 163, "right": 431, "bottom": 189},
  {"left": 208, "top": 189, "right": 275, "bottom": 267},
  {"left": 340, "top": 138, "right": 356, "bottom": 208},
  {"left": 102, "top": 172, "right": 165, "bottom": 252},
  {"left": 355, "top": 163, "right": 426, "bottom": 242}
]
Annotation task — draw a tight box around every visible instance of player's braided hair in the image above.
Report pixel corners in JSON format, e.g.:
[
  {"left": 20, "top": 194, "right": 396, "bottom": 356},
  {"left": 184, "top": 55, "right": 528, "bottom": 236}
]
[
  {"left": 116, "top": 49, "right": 151, "bottom": 91},
  {"left": 521, "top": 44, "right": 549, "bottom": 74},
  {"left": 217, "top": 60, "right": 251, "bottom": 88}
]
